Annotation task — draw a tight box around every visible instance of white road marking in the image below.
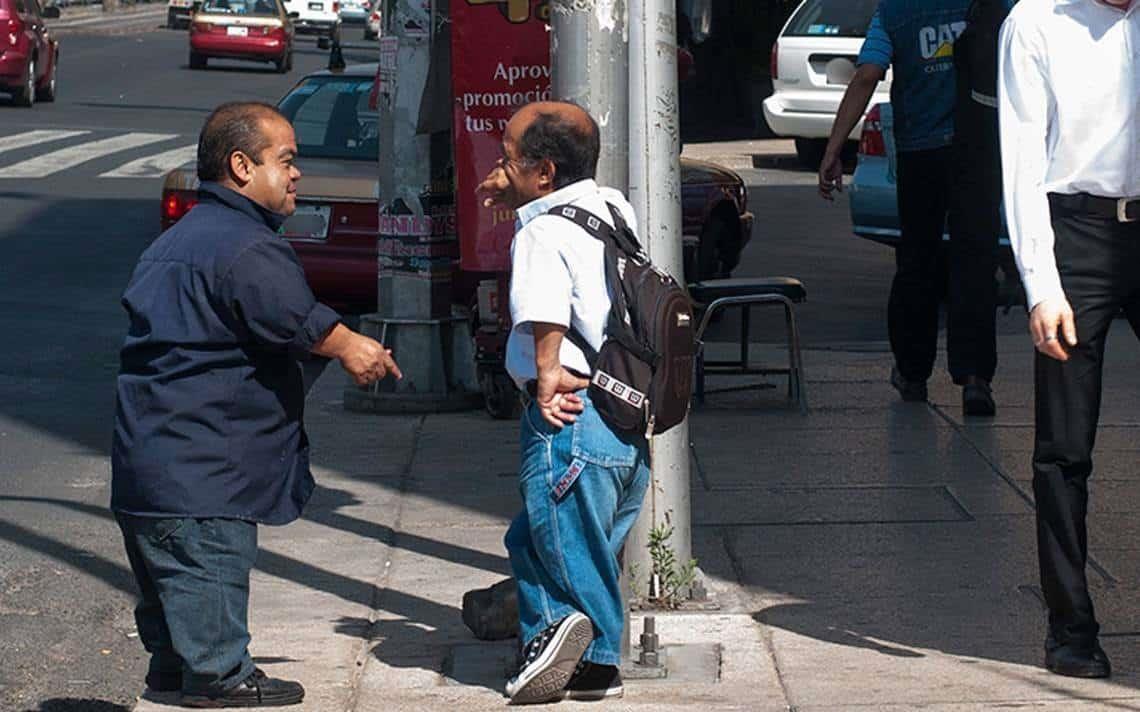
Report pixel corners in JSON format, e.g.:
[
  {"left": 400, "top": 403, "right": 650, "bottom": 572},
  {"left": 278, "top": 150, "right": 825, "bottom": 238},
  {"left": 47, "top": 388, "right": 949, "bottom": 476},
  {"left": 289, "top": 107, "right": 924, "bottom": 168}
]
[
  {"left": 0, "top": 130, "right": 89, "bottom": 156},
  {"left": 0, "top": 132, "right": 177, "bottom": 179},
  {"left": 101, "top": 144, "right": 198, "bottom": 178}
]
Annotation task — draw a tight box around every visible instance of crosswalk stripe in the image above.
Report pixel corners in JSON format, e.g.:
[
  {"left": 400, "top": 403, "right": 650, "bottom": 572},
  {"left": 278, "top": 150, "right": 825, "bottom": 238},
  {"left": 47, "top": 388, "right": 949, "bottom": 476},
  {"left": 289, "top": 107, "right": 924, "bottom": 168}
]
[
  {"left": 0, "top": 132, "right": 177, "bottom": 179},
  {"left": 0, "top": 130, "right": 90, "bottom": 156},
  {"left": 101, "top": 144, "right": 198, "bottom": 178}
]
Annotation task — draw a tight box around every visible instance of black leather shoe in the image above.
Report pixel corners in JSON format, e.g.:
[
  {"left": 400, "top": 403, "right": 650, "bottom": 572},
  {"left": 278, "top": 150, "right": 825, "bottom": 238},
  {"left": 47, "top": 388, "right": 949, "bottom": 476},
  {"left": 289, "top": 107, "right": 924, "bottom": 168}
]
[
  {"left": 145, "top": 670, "right": 182, "bottom": 692},
  {"left": 1045, "top": 642, "right": 1111, "bottom": 679},
  {"left": 182, "top": 668, "right": 305, "bottom": 708},
  {"left": 890, "top": 367, "right": 927, "bottom": 402},
  {"left": 962, "top": 379, "right": 995, "bottom": 417}
]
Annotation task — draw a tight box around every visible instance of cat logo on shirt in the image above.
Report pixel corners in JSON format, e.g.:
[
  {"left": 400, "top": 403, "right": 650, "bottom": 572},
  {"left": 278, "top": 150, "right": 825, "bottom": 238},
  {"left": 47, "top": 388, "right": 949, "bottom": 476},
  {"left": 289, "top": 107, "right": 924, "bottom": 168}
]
[{"left": 918, "top": 22, "right": 967, "bottom": 61}]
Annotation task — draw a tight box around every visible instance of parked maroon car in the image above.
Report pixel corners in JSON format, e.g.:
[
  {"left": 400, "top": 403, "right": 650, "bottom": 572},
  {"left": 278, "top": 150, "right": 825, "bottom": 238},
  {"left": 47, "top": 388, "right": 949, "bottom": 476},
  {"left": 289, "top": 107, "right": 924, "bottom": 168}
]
[
  {"left": 188, "top": 0, "right": 294, "bottom": 73},
  {"left": 0, "top": 0, "right": 59, "bottom": 107},
  {"left": 161, "top": 64, "right": 754, "bottom": 314}
]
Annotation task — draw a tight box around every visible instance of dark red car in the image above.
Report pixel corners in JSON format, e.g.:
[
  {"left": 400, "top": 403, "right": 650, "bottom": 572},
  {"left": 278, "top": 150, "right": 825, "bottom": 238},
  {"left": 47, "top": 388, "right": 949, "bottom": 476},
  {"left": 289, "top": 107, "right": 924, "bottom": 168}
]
[
  {"left": 161, "top": 64, "right": 754, "bottom": 314},
  {"left": 0, "top": 0, "right": 59, "bottom": 107},
  {"left": 188, "top": 0, "right": 294, "bottom": 73}
]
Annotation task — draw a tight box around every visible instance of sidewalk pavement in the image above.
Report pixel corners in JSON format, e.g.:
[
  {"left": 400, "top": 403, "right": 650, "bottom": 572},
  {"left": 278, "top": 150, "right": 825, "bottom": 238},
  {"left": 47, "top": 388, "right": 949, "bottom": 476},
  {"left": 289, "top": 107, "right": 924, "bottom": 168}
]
[
  {"left": 47, "top": 2, "right": 166, "bottom": 32},
  {"left": 681, "top": 139, "right": 799, "bottom": 172},
  {"left": 133, "top": 319, "right": 1140, "bottom": 711}
]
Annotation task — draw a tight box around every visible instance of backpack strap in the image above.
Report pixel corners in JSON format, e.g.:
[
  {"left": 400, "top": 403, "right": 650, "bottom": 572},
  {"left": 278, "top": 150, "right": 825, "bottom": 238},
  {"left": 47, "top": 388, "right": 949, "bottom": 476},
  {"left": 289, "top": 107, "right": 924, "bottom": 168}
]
[{"left": 545, "top": 202, "right": 655, "bottom": 369}]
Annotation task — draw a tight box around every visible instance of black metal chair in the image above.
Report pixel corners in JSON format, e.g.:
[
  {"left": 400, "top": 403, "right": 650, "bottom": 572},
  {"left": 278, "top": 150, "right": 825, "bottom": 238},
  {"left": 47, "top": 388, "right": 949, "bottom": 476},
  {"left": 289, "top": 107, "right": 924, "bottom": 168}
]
[{"left": 689, "top": 277, "right": 808, "bottom": 412}]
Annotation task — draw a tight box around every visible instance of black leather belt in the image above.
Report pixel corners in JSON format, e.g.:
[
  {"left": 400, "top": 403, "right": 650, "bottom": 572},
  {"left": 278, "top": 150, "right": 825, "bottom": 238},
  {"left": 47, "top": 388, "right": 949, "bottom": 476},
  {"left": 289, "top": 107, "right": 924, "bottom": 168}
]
[{"left": 1049, "top": 192, "right": 1140, "bottom": 223}]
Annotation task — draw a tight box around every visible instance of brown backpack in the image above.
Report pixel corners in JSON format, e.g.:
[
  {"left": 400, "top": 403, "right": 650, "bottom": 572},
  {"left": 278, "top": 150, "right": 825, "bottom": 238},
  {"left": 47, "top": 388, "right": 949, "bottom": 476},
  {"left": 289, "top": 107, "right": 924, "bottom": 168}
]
[{"left": 549, "top": 203, "right": 694, "bottom": 438}]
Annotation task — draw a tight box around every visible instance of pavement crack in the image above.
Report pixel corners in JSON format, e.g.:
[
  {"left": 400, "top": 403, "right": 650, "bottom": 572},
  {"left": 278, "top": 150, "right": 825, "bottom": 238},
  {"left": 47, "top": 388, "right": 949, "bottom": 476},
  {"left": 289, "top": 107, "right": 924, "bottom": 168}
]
[
  {"left": 929, "top": 403, "right": 1118, "bottom": 586},
  {"left": 345, "top": 414, "right": 426, "bottom": 712}
]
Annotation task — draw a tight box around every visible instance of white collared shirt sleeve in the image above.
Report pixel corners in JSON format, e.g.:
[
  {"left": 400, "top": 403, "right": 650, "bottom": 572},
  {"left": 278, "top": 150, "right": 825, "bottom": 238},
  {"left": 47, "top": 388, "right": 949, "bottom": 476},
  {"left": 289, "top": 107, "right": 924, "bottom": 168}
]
[
  {"left": 998, "top": 13, "right": 1065, "bottom": 311},
  {"left": 509, "top": 218, "right": 573, "bottom": 331}
]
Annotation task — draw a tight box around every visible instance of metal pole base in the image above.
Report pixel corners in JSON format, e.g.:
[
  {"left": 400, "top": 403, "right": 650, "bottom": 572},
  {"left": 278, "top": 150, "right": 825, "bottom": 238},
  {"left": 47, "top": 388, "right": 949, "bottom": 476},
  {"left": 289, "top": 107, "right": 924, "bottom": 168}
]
[{"left": 343, "top": 314, "right": 482, "bottom": 414}]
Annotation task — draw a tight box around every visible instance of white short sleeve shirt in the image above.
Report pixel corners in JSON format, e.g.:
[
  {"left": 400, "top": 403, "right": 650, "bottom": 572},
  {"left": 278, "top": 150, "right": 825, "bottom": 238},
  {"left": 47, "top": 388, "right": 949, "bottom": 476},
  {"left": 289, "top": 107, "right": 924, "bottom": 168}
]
[{"left": 505, "top": 179, "right": 639, "bottom": 389}]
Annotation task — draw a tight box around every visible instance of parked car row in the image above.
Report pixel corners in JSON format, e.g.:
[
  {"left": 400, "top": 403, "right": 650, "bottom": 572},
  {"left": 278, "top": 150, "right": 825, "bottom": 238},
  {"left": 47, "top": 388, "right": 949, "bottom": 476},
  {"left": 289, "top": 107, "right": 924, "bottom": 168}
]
[
  {"left": 0, "top": 0, "right": 60, "bottom": 107},
  {"left": 160, "top": 63, "right": 755, "bottom": 315}
]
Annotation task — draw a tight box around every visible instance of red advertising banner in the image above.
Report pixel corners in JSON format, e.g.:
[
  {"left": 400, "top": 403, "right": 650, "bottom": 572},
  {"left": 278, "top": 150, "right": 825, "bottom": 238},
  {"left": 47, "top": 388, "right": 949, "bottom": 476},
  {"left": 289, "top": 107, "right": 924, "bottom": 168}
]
[{"left": 451, "top": 0, "right": 551, "bottom": 272}]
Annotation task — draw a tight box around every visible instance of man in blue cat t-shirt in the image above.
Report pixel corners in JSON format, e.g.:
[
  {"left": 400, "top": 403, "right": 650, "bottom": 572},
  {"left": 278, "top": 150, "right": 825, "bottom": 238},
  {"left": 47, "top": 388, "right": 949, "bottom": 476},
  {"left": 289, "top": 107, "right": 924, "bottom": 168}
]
[{"left": 818, "top": 0, "right": 1001, "bottom": 416}]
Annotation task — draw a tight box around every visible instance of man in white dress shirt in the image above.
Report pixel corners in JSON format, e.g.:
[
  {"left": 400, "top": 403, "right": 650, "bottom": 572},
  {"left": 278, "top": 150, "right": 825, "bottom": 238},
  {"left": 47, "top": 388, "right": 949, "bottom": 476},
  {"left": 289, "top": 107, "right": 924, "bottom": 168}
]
[
  {"left": 999, "top": 0, "right": 1139, "bottom": 679},
  {"left": 477, "top": 101, "right": 650, "bottom": 704}
]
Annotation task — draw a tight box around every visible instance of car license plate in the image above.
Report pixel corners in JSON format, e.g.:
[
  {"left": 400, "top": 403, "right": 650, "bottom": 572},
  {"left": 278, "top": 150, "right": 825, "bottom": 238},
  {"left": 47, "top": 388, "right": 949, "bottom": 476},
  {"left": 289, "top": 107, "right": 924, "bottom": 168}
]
[
  {"left": 308, "top": 2, "right": 323, "bottom": 9},
  {"left": 281, "top": 204, "right": 331, "bottom": 240},
  {"left": 227, "top": 25, "right": 249, "bottom": 36}
]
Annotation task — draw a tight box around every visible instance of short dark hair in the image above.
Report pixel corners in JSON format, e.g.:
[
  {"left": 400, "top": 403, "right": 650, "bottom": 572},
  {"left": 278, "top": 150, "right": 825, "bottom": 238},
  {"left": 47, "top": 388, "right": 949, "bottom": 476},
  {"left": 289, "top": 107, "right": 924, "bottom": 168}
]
[
  {"left": 517, "top": 107, "right": 600, "bottom": 189},
  {"left": 197, "top": 102, "right": 286, "bottom": 182}
]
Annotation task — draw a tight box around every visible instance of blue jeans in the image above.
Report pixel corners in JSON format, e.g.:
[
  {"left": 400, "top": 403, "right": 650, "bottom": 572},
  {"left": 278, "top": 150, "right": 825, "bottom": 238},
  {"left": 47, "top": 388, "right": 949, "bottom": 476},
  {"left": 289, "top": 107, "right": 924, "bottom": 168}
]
[
  {"left": 116, "top": 514, "right": 258, "bottom": 695},
  {"left": 504, "top": 392, "right": 650, "bottom": 666}
]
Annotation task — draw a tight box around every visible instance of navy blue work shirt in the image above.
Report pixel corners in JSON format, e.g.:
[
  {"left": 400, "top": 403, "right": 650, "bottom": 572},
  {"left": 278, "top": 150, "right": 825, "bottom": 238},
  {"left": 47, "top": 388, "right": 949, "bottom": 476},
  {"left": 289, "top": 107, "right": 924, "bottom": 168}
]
[{"left": 111, "top": 182, "right": 341, "bottom": 525}]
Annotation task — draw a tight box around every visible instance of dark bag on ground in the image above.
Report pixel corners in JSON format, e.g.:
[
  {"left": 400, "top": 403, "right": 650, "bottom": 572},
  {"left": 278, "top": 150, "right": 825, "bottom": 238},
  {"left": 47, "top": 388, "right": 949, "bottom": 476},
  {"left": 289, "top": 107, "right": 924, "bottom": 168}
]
[{"left": 548, "top": 203, "right": 694, "bottom": 438}]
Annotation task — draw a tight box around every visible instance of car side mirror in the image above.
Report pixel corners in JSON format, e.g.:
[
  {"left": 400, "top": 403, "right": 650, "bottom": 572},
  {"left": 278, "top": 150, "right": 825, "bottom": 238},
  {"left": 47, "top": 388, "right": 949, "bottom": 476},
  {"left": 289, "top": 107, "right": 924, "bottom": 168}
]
[
  {"left": 41, "top": 5, "right": 61, "bottom": 18},
  {"left": 287, "top": 11, "right": 299, "bottom": 18}
]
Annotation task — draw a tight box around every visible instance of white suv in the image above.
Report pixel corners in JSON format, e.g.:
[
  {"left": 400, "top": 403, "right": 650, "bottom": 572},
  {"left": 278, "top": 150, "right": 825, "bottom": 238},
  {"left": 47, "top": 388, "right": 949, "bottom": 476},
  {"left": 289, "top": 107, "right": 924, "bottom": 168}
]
[
  {"left": 762, "top": 0, "right": 892, "bottom": 168},
  {"left": 282, "top": 0, "right": 340, "bottom": 47}
]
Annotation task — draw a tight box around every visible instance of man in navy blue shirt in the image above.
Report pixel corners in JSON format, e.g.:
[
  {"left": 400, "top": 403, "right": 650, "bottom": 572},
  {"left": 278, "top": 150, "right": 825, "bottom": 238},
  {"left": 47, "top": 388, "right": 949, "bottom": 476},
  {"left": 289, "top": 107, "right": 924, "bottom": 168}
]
[
  {"left": 112, "top": 102, "right": 401, "bottom": 708},
  {"left": 818, "top": 0, "right": 1000, "bottom": 416}
]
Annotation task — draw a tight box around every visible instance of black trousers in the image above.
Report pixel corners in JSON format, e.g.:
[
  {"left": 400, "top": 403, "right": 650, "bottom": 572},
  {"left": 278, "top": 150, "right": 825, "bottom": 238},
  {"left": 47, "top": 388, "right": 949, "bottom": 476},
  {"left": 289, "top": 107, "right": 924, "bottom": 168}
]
[
  {"left": 1033, "top": 201, "right": 1140, "bottom": 646},
  {"left": 891, "top": 147, "right": 998, "bottom": 384}
]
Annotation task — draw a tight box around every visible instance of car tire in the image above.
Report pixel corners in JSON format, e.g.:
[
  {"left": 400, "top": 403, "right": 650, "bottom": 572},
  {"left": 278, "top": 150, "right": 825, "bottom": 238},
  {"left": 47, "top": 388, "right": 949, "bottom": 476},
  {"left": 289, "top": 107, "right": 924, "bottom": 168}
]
[
  {"left": 696, "top": 210, "right": 739, "bottom": 282},
  {"left": 14, "top": 58, "right": 35, "bottom": 107},
  {"left": 167, "top": 9, "right": 176, "bottom": 28},
  {"left": 794, "top": 138, "right": 827, "bottom": 171},
  {"left": 363, "top": 28, "right": 373, "bottom": 40},
  {"left": 35, "top": 54, "right": 57, "bottom": 102},
  {"left": 275, "top": 50, "right": 292, "bottom": 73},
  {"left": 317, "top": 36, "right": 330, "bottom": 49},
  {"left": 189, "top": 51, "right": 206, "bottom": 69}
]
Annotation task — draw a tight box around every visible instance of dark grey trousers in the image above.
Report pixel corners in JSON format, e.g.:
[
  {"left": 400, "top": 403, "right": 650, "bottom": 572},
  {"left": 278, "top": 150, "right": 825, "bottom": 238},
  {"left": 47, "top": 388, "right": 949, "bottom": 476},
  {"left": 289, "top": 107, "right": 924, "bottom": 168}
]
[{"left": 116, "top": 514, "right": 258, "bottom": 695}]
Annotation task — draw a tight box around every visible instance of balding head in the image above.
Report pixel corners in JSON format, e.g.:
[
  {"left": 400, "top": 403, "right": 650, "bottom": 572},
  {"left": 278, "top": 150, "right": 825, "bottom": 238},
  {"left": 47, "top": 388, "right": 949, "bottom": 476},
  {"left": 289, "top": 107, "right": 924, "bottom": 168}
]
[
  {"left": 197, "top": 102, "right": 289, "bottom": 183},
  {"left": 506, "top": 101, "right": 600, "bottom": 190}
]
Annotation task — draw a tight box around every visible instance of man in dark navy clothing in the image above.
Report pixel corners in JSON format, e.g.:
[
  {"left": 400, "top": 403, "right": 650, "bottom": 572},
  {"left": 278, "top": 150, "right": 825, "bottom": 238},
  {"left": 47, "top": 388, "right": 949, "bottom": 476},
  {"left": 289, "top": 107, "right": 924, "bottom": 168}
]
[{"left": 112, "top": 102, "right": 401, "bottom": 708}]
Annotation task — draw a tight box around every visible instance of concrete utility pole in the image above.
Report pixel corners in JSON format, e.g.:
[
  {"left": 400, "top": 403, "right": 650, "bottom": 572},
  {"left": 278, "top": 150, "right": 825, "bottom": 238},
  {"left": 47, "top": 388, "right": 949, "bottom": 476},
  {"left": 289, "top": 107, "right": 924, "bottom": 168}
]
[
  {"left": 347, "top": 0, "right": 481, "bottom": 414},
  {"left": 550, "top": 0, "right": 629, "bottom": 192},
  {"left": 627, "top": 0, "right": 695, "bottom": 596}
]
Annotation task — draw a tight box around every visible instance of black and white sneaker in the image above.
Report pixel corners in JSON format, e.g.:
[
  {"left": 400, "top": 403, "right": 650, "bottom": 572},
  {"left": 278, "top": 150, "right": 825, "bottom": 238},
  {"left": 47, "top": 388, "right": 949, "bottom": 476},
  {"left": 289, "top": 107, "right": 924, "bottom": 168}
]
[
  {"left": 505, "top": 612, "right": 594, "bottom": 705},
  {"left": 563, "top": 661, "right": 624, "bottom": 701}
]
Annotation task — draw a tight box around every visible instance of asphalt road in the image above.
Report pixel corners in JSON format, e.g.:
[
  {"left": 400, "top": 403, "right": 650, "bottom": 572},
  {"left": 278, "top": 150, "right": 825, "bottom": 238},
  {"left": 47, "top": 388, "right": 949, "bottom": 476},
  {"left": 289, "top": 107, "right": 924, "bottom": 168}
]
[
  {"left": 0, "top": 25, "right": 380, "bottom": 712},
  {"left": 0, "top": 21, "right": 1008, "bottom": 712}
]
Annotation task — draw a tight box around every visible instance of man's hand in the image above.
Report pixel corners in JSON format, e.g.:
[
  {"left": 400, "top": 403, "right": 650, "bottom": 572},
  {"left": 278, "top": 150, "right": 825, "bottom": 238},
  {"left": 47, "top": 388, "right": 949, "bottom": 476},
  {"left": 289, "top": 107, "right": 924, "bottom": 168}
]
[
  {"left": 536, "top": 367, "right": 589, "bottom": 429},
  {"left": 477, "top": 165, "right": 509, "bottom": 208},
  {"left": 818, "top": 149, "right": 844, "bottom": 201},
  {"left": 1029, "top": 297, "right": 1078, "bottom": 362},
  {"left": 312, "top": 323, "right": 403, "bottom": 385},
  {"left": 339, "top": 334, "right": 402, "bottom": 385}
]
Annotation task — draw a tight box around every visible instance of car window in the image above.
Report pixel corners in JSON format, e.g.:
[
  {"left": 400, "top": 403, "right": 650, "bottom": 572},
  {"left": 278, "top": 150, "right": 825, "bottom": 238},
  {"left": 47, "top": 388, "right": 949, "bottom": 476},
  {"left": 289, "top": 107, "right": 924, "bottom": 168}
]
[
  {"left": 12, "top": 0, "right": 27, "bottom": 14},
  {"left": 200, "top": 0, "right": 279, "bottom": 16},
  {"left": 277, "top": 77, "right": 379, "bottom": 161},
  {"left": 783, "top": 0, "right": 878, "bottom": 38},
  {"left": 25, "top": 0, "right": 41, "bottom": 18}
]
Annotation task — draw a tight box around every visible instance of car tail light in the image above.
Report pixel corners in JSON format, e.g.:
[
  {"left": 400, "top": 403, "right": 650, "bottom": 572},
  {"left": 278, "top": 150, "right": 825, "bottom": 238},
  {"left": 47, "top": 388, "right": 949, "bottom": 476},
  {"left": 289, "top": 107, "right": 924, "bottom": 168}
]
[
  {"left": 859, "top": 104, "right": 886, "bottom": 157},
  {"left": 770, "top": 41, "right": 778, "bottom": 81},
  {"left": 162, "top": 189, "right": 198, "bottom": 229},
  {"left": 369, "top": 10, "right": 379, "bottom": 21},
  {"left": 332, "top": 1, "right": 339, "bottom": 12},
  {"left": 267, "top": 25, "right": 286, "bottom": 39}
]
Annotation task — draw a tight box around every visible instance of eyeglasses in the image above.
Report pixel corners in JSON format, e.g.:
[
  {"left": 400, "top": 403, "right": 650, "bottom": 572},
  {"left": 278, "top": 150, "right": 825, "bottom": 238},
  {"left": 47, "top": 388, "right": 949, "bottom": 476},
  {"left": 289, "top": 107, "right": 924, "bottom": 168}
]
[{"left": 498, "top": 150, "right": 537, "bottom": 171}]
